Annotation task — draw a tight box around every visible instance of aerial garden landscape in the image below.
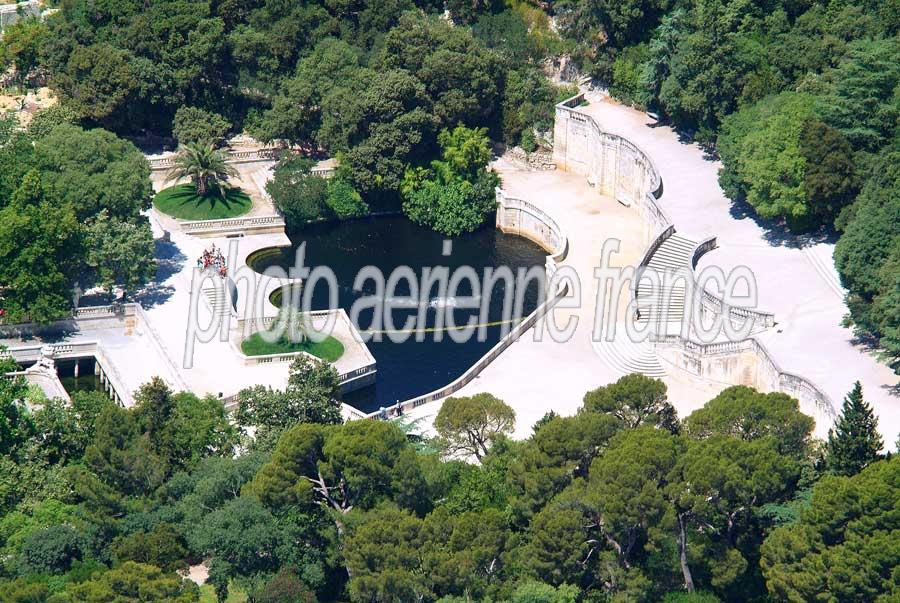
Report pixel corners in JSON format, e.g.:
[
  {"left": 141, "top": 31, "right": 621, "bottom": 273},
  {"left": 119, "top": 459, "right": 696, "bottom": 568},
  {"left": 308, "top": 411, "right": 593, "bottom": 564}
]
[{"left": 0, "top": 0, "right": 897, "bottom": 601}]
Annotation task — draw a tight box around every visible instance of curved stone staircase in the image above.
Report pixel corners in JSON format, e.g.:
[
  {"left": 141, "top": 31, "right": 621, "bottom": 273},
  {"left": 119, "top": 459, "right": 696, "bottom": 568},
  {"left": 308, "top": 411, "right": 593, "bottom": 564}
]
[
  {"left": 635, "top": 234, "right": 696, "bottom": 327},
  {"left": 592, "top": 234, "right": 698, "bottom": 379},
  {"left": 592, "top": 335, "right": 666, "bottom": 377}
]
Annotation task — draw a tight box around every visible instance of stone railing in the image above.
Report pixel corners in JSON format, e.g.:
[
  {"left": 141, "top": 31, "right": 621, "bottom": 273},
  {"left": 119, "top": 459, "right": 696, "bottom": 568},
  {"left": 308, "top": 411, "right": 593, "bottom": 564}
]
[
  {"left": 148, "top": 148, "right": 284, "bottom": 171},
  {"left": 149, "top": 147, "right": 338, "bottom": 175},
  {"left": 555, "top": 92, "right": 775, "bottom": 329},
  {"left": 1, "top": 340, "right": 133, "bottom": 406},
  {"left": 350, "top": 189, "right": 571, "bottom": 420},
  {"left": 495, "top": 189, "right": 568, "bottom": 263},
  {"left": 180, "top": 214, "right": 286, "bottom": 237},
  {"left": 656, "top": 334, "right": 835, "bottom": 419},
  {"left": 689, "top": 237, "right": 775, "bottom": 331}
]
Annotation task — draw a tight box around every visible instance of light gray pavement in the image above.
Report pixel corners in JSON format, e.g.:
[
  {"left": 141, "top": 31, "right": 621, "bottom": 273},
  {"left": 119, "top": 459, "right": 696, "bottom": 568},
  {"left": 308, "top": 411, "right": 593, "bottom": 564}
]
[
  {"left": 578, "top": 93, "right": 899, "bottom": 446},
  {"left": 407, "top": 94, "right": 897, "bottom": 445},
  {"left": 136, "top": 223, "right": 373, "bottom": 398},
  {"left": 404, "top": 160, "right": 726, "bottom": 439}
]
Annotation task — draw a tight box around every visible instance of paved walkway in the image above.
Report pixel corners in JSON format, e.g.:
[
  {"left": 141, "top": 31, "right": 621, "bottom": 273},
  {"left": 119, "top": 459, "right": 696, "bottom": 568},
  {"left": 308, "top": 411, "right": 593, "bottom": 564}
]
[
  {"left": 579, "top": 93, "right": 898, "bottom": 446},
  {"left": 407, "top": 94, "right": 898, "bottom": 446},
  {"left": 406, "top": 161, "right": 724, "bottom": 438}
]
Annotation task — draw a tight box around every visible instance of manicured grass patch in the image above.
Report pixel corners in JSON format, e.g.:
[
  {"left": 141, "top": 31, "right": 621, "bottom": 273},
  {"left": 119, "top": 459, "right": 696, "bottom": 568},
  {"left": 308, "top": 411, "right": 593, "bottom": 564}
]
[
  {"left": 241, "top": 332, "right": 344, "bottom": 361},
  {"left": 154, "top": 184, "right": 252, "bottom": 220},
  {"left": 199, "top": 583, "right": 247, "bottom": 603}
]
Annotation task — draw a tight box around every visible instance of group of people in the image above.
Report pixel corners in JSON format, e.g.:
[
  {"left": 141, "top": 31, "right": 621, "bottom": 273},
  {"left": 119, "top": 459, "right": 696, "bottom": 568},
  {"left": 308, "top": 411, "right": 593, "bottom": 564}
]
[{"left": 197, "top": 244, "right": 227, "bottom": 277}]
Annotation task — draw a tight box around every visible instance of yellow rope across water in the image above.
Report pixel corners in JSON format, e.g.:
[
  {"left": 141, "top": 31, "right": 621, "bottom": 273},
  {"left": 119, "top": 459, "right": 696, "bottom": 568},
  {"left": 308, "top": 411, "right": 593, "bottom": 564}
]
[{"left": 359, "top": 317, "right": 524, "bottom": 336}]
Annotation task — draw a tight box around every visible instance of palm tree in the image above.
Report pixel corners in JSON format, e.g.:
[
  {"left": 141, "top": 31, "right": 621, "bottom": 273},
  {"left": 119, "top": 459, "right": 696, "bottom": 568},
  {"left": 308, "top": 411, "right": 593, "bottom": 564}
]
[{"left": 166, "top": 142, "right": 238, "bottom": 197}]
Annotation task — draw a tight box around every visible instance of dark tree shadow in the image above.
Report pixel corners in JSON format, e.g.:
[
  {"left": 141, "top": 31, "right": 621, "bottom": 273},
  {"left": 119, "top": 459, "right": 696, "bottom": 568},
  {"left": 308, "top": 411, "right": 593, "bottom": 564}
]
[
  {"left": 726, "top": 196, "right": 838, "bottom": 249},
  {"left": 131, "top": 239, "right": 188, "bottom": 308}
]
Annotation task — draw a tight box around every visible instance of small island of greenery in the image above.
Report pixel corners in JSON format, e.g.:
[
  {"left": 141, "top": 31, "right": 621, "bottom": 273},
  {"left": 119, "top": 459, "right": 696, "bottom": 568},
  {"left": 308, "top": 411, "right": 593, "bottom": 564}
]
[
  {"left": 154, "top": 184, "right": 252, "bottom": 221},
  {"left": 240, "top": 332, "right": 344, "bottom": 361}
]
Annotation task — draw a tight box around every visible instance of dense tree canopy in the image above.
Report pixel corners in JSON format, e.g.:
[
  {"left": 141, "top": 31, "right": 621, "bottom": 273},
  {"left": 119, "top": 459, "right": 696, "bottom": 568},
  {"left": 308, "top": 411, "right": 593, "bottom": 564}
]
[{"left": 0, "top": 362, "right": 895, "bottom": 602}]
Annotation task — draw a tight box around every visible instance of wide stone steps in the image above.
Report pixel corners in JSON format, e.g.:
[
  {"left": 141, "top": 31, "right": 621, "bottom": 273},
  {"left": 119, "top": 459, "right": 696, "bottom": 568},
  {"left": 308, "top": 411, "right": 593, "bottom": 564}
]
[
  {"left": 592, "top": 334, "right": 666, "bottom": 378},
  {"left": 201, "top": 280, "right": 232, "bottom": 315},
  {"left": 636, "top": 234, "right": 697, "bottom": 325}
]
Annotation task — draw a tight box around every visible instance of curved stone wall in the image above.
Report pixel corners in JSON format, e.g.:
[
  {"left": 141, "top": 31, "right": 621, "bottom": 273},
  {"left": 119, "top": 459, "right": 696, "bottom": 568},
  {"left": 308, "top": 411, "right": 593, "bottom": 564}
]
[
  {"left": 552, "top": 93, "right": 831, "bottom": 416},
  {"left": 359, "top": 190, "right": 571, "bottom": 419}
]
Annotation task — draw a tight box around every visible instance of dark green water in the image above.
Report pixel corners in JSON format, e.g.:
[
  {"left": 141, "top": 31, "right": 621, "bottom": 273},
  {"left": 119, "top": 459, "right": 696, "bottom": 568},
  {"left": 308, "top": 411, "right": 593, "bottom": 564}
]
[
  {"left": 248, "top": 216, "right": 547, "bottom": 413},
  {"left": 57, "top": 358, "right": 105, "bottom": 396}
]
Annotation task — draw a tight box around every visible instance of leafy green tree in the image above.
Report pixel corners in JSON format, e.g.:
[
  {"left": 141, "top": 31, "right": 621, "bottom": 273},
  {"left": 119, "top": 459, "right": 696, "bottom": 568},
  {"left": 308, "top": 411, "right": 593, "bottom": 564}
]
[
  {"left": 761, "top": 457, "right": 899, "bottom": 602},
  {"left": 162, "top": 392, "right": 239, "bottom": 471},
  {"left": 190, "top": 495, "right": 284, "bottom": 578},
  {"left": 611, "top": 44, "right": 650, "bottom": 107},
  {"left": 577, "top": 426, "right": 681, "bottom": 596},
  {"left": 825, "top": 381, "right": 883, "bottom": 476},
  {"left": 85, "top": 211, "right": 156, "bottom": 299},
  {"left": 506, "top": 412, "right": 620, "bottom": 523},
  {"left": 524, "top": 503, "right": 591, "bottom": 587},
  {"left": 377, "top": 13, "right": 502, "bottom": 129},
  {"left": 266, "top": 157, "right": 330, "bottom": 229},
  {"left": 19, "top": 524, "right": 86, "bottom": 575},
  {"left": 110, "top": 523, "right": 189, "bottom": 573},
  {"left": 0, "top": 17, "right": 47, "bottom": 83},
  {"left": 401, "top": 125, "right": 499, "bottom": 236},
  {"left": 166, "top": 143, "right": 238, "bottom": 197},
  {"left": 682, "top": 386, "right": 814, "bottom": 458},
  {"left": 800, "top": 120, "right": 858, "bottom": 225},
  {"left": 0, "top": 170, "right": 80, "bottom": 323},
  {"left": 26, "top": 104, "right": 78, "bottom": 140},
  {"left": 816, "top": 37, "right": 900, "bottom": 152},
  {"left": 511, "top": 581, "right": 579, "bottom": 603},
  {"left": 65, "top": 561, "right": 200, "bottom": 602},
  {"left": 834, "top": 142, "right": 900, "bottom": 366},
  {"left": 83, "top": 405, "right": 167, "bottom": 497},
  {"left": 0, "top": 577, "right": 51, "bottom": 602},
  {"left": 172, "top": 106, "right": 232, "bottom": 147},
  {"left": 251, "top": 565, "right": 317, "bottom": 603},
  {"left": 29, "top": 395, "right": 108, "bottom": 465},
  {"left": 339, "top": 69, "right": 435, "bottom": 194},
  {"left": 345, "top": 506, "right": 430, "bottom": 602},
  {"left": 582, "top": 373, "right": 679, "bottom": 432},
  {"left": 33, "top": 123, "right": 152, "bottom": 221},
  {"left": 0, "top": 357, "right": 34, "bottom": 458},
  {"left": 434, "top": 393, "right": 515, "bottom": 461},
  {"left": 51, "top": 43, "right": 137, "bottom": 128},
  {"left": 235, "top": 355, "right": 342, "bottom": 444},
  {"left": 326, "top": 177, "right": 369, "bottom": 220},
  {"left": 499, "top": 68, "right": 556, "bottom": 149},
  {"left": 255, "top": 38, "right": 364, "bottom": 145},
  {"left": 247, "top": 421, "right": 426, "bottom": 536},
  {"left": 401, "top": 174, "right": 498, "bottom": 236},
  {"left": 717, "top": 92, "right": 817, "bottom": 228}
]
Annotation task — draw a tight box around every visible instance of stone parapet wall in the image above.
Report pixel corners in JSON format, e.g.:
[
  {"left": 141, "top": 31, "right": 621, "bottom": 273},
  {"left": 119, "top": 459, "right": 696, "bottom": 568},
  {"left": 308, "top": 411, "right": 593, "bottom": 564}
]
[
  {"left": 655, "top": 336, "right": 835, "bottom": 420},
  {"left": 0, "top": 1, "right": 40, "bottom": 30},
  {"left": 346, "top": 189, "right": 571, "bottom": 421}
]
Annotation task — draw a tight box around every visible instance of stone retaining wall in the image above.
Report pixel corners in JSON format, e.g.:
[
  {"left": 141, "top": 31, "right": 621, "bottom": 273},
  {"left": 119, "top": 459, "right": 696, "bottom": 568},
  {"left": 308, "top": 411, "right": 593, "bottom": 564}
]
[{"left": 552, "top": 93, "right": 829, "bottom": 415}]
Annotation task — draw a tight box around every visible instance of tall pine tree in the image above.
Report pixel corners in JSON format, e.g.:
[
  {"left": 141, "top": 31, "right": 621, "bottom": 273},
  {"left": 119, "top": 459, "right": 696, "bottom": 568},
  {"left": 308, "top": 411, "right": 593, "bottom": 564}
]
[{"left": 825, "top": 381, "right": 883, "bottom": 476}]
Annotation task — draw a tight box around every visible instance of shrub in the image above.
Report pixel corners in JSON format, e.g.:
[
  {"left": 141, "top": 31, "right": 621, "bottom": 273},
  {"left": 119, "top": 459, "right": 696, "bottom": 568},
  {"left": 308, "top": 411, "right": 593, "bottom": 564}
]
[{"left": 172, "top": 106, "right": 232, "bottom": 147}]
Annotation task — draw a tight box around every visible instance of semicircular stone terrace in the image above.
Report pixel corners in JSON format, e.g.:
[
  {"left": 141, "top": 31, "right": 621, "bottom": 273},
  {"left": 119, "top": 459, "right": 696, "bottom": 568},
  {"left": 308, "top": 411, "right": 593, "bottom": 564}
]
[{"left": 404, "top": 92, "right": 841, "bottom": 438}]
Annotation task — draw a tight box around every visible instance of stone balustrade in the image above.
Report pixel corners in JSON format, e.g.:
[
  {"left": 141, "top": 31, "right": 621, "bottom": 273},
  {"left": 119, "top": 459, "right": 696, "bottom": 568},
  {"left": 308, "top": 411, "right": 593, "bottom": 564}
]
[
  {"left": 350, "top": 189, "right": 571, "bottom": 420},
  {"left": 180, "top": 214, "right": 286, "bottom": 237},
  {"left": 2, "top": 340, "right": 132, "bottom": 406},
  {"left": 655, "top": 334, "right": 835, "bottom": 419},
  {"left": 552, "top": 93, "right": 826, "bottom": 411}
]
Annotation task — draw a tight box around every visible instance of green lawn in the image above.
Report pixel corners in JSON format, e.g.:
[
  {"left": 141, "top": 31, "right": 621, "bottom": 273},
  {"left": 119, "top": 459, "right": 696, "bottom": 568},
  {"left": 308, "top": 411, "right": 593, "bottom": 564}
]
[
  {"left": 241, "top": 332, "right": 345, "bottom": 361},
  {"left": 153, "top": 184, "right": 252, "bottom": 220},
  {"left": 199, "top": 583, "right": 248, "bottom": 603}
]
